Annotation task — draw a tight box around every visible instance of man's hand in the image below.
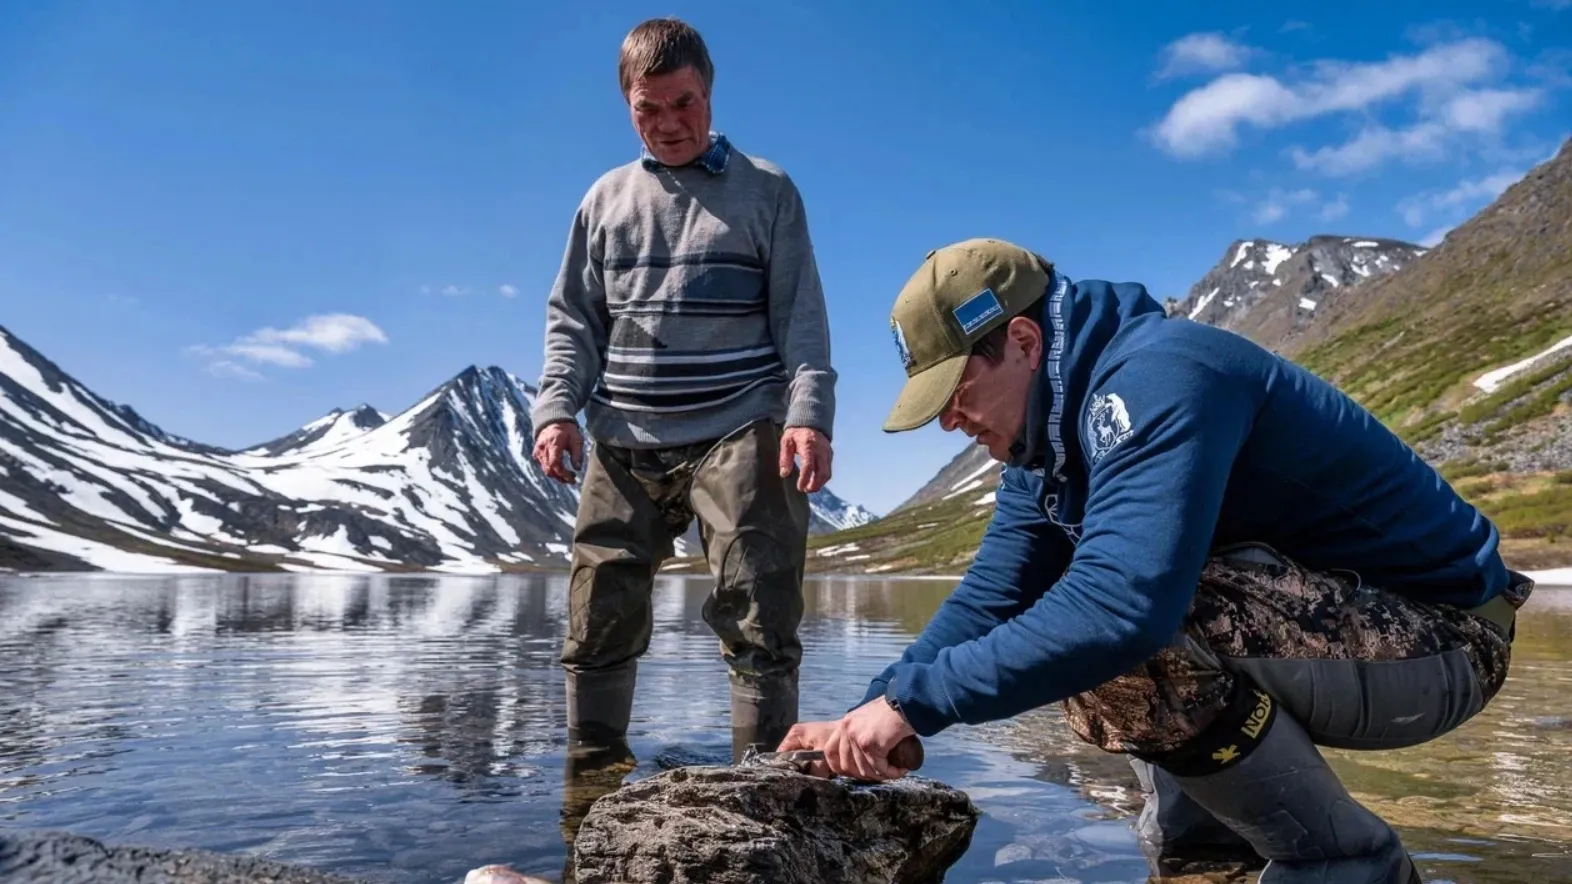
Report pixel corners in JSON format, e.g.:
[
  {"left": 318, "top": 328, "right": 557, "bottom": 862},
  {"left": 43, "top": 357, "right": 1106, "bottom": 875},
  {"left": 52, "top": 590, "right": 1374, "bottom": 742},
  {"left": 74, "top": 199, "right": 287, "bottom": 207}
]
[
  {"left": 533, "top": 421, "right": 585, "bottom": 484},
  {"left": 775, "top": 700, "right": 917, "bottom": 782},
  {"left": 780, "top": 427, "right": 832, "bottom": 493}
]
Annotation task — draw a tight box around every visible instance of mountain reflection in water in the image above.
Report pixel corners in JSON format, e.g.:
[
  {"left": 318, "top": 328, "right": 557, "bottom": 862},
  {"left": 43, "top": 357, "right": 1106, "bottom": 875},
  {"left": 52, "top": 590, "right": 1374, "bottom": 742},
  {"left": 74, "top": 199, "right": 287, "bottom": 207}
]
[{"left": 1, "top": 573, "right": 1568, "bottom": 883}]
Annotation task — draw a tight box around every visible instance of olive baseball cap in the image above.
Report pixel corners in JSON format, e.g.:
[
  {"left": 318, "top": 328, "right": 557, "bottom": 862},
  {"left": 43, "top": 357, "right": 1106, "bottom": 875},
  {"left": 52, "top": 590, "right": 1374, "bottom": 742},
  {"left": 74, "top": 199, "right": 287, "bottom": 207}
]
[{"left": 883, "top": 237, "right": 1052, "bottom": 433}]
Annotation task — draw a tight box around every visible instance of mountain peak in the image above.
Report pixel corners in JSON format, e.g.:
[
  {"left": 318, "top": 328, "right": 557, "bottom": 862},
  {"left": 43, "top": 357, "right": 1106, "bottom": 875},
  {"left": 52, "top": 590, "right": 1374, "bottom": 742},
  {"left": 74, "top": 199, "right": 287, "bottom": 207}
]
[{"left": 1172, "top": 232, "right": 1425, "bottom": 351}]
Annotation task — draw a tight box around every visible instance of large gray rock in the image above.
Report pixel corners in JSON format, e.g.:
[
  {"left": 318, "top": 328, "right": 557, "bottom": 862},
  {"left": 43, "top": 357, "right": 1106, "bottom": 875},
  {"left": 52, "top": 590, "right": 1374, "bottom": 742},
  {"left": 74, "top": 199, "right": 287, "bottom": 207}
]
[
  {"left": 571, "top": 765, "right": 979, "bottom": 884},
  {"left": 0, "top": 829, "right": 367, "bottom": 884}
]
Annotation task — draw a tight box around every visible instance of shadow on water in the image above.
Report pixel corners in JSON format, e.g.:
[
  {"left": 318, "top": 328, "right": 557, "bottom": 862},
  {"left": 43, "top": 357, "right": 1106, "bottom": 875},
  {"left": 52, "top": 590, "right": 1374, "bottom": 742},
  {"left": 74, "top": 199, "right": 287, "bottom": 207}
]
[{"left": 0, "top": 573, "right": 1569, "bottom": 883}]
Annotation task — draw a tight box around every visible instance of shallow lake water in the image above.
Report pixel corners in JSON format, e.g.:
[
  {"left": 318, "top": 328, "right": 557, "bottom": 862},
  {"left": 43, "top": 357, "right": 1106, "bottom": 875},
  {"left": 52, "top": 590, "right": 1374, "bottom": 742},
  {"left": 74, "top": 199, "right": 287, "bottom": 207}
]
[{"left": 1, "top": 572, "right": 1569, "bottom": 883}]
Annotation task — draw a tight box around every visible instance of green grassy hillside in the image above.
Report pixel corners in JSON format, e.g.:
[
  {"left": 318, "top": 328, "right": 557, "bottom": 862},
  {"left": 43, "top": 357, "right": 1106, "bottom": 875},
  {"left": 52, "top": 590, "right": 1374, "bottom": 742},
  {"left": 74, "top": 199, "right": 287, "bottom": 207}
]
[{"left": 798, "top": 138, "right": 1572, "bottom": 578}]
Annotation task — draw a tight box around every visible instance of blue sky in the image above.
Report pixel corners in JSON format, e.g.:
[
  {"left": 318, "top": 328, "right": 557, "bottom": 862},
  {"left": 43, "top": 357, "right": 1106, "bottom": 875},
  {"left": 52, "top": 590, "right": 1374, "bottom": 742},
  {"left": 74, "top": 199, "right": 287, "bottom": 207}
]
[{"left": 2, "top": 1, "right": 1568, "bottom": 515}]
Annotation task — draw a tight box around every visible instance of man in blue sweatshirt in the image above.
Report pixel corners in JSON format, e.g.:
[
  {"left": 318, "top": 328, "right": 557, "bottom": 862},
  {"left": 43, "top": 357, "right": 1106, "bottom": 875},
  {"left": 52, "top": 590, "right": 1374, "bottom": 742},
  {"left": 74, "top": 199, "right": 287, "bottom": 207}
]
[{"left": 778, "top": 238, "right": 1533, "bottom": 884}]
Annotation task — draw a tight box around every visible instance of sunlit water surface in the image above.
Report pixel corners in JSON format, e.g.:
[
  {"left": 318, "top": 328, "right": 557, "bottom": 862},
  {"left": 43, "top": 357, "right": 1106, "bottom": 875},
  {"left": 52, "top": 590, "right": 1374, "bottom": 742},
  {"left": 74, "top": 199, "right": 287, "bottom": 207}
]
[{"left": 1, "top": 573, "right": 1569, "bottom": 883}]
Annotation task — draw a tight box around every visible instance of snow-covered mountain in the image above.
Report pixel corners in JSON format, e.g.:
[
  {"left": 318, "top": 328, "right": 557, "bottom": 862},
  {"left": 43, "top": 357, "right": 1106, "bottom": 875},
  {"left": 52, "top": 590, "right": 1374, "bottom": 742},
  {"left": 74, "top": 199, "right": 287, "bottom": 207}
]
[
  {"left": 242, "top": 404, "right": 390, "bottom": 456},
  {"left": 891, "top": 444, "right": 1000, "bottom": 513},
  {"left": 1168, "top": 235, "right": 1425, "bottom": 352},
  {"left": 0, "top": 325, "right": 873, "bottom": 574}
]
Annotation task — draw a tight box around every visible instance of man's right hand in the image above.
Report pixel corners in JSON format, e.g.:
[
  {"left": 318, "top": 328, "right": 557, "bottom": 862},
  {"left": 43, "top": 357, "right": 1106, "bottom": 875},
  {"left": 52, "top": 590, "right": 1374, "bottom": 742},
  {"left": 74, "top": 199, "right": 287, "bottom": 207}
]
[{"left": 533, "top": 421, "right": 585, "bottom": 484}]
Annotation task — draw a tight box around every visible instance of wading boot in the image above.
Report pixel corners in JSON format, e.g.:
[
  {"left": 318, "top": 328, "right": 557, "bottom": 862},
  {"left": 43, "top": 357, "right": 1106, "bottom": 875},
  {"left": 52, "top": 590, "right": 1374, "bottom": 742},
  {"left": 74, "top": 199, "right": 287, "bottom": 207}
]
[
  {"left": 559, "top": 736, "right": 636, "bottom": 884},
  {"left": 560, "top": 663, "right": 638, "bottom": 884},
  {"left": 1152, "top": 685, "right": 1419, "bottom": 883},
  {"left": 1130, "top": 758, "right": 1266, "bottom": 880},
  {"left": 729, "top": 670, "right": 799, "bottom": 763},
  {"left": 564, "top": 662, "right": 636, "bottom": 746}
]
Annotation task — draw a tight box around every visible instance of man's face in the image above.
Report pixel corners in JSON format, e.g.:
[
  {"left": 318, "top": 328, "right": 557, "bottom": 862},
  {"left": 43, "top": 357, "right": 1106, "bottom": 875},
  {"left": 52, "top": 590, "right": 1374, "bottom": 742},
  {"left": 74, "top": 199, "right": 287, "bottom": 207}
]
[
  {"left": 627, "top": 66, "right": 711, "bottom": 167},
  {"left": 937, "top": 318, "right": 1042, "bottom": 461}
]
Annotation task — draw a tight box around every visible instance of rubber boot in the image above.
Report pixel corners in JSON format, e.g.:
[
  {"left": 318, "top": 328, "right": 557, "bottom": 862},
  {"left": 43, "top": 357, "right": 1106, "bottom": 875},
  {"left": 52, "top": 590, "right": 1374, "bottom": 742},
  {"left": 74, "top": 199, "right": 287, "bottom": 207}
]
[
  {"left": 1155, "top": 690, "right": 1419, "bottom": 883},
  {"left": 729, "top": 670, "right": 799, "bottom": 763},
  {"left": 564, "top": 662, "right": 636, "bottom": 745},
  {"left": 559, "top": 736, "right": 636, "bottom": 884},
  {"left": 1130, "top": 758, "right": 1266, "bottom": 880}
]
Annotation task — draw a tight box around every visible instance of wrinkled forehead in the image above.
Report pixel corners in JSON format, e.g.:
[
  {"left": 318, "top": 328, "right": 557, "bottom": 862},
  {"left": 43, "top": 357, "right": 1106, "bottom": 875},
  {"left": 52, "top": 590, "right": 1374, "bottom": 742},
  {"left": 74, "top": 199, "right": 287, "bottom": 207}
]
[{"left": 628, "top": 68, "right": 708, "bottom": 108}]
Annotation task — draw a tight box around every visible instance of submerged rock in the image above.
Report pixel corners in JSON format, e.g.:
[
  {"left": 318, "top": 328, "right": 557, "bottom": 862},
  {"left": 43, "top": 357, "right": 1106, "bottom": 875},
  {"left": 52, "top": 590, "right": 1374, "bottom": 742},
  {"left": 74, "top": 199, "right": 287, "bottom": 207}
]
[
  {"left": 571, "top": 765, "right": 980, "bottom": 884},
  {"left": 0, "top": 828, "right": 366, "bottom": 884}
]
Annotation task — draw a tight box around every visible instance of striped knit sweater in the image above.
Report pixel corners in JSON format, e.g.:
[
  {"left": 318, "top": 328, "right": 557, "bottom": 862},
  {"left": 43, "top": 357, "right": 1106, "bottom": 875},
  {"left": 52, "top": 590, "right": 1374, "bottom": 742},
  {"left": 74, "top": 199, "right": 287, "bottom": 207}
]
[{"left": 530, "top": 137, "right": 837, "bottom": 449}]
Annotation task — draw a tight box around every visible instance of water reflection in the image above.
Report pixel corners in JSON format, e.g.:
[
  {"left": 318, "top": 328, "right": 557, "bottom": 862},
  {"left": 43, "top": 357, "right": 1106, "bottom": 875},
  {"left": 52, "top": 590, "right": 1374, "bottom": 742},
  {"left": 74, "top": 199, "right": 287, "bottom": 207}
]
[{"left": 0, "top": 573, "right": 1568, "bottom": 883}]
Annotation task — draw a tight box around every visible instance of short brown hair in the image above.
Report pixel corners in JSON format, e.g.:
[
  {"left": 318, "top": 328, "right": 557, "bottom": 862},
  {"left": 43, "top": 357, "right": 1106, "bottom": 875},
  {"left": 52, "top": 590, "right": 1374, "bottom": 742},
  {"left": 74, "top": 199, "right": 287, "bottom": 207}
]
[
  {"left": 971, "top": 298, "right": 1044, "bottom": 364},
  {"left": 618, "top": 18, "right": 714, "bottom": 98}
]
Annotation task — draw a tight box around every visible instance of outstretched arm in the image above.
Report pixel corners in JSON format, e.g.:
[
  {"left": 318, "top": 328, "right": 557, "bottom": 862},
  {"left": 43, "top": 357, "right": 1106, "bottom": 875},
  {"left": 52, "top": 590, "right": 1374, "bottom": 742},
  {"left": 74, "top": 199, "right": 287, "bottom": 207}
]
[
  {"left": 856, "top": 466, "right": 1073, "bottom": 709},
  {"left": 884, "top": 355, "right": 1257, "bottom": 736}
]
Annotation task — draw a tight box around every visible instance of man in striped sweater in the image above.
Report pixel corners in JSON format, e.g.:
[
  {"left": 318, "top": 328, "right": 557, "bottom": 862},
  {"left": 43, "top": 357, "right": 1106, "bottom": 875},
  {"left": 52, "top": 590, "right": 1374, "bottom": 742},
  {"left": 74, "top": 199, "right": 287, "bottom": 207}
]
[{"left": 530, "top": 18, "right": 837, "bottom": 767}]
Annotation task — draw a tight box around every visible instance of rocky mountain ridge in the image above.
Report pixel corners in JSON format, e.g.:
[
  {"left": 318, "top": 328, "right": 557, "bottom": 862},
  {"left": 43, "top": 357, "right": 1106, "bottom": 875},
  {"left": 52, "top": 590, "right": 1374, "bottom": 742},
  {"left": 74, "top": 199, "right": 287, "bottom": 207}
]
[
  {"left": 808, "top": 137, "right": 1572, "bottom": 575},
  {"left": 1167, "top": 234, "right": 1426, "bottom": 353},
  {"left": 0, "top": 325, "right": 874, "bottom": 573}
]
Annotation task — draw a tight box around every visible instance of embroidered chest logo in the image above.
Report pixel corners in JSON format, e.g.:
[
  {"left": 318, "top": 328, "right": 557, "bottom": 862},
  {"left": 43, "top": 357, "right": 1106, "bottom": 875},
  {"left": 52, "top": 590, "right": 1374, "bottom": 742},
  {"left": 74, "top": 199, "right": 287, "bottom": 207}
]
[
  {"left": 891, "top": 320, "right": 914, "bottom": 369},
  {"left": 1086, "top": 392, "right": 1133, "bottom": 464}
]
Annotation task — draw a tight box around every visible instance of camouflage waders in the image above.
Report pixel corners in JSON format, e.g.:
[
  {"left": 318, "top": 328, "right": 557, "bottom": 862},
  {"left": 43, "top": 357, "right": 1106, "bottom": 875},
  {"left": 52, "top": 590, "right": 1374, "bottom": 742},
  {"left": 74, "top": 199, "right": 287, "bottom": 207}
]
[
  {"left": 1060, "top": 542, "right": 1531, "bottom": 883},
  {"left": 560, "top": 418, "right": 810, "bottom": 762}
]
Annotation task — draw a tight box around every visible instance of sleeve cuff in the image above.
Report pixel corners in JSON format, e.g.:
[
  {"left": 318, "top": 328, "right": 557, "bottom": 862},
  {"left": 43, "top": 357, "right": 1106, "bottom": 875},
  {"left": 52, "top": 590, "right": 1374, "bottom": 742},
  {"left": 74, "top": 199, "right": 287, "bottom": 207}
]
[
  {"left": 886, "top": 667, "right": 960, "bottom": 738},
  {"left": 784, "top": 398, "right": 833, "bottom": 439},
  {"left": 530, "top": 399, "right": 580, "bottom": 437}
]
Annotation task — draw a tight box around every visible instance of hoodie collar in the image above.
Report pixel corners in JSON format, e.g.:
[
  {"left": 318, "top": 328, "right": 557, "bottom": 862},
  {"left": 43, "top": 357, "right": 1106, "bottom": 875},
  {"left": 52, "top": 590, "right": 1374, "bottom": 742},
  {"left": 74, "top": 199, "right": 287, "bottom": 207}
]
[
  {"left": 1004, "top": 270, "right": 1166, "bottom": 485},
  {"left": 1006, "top": 271, "right": 1069, "bottom": 477}
]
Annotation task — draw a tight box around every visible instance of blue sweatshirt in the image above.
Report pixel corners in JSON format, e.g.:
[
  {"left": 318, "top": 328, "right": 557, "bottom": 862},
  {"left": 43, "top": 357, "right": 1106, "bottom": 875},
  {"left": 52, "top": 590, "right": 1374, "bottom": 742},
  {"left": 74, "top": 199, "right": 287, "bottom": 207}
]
[{"left": 862, "top": 271, "right": 1513, "bottom": 737}]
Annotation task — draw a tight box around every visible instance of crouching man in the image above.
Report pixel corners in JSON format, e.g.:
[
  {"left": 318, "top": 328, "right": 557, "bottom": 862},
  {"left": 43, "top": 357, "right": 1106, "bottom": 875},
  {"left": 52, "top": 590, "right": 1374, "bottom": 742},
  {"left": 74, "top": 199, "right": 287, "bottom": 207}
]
[{"left": 779, "top": 238, "right": 1531, "bottom": 883}]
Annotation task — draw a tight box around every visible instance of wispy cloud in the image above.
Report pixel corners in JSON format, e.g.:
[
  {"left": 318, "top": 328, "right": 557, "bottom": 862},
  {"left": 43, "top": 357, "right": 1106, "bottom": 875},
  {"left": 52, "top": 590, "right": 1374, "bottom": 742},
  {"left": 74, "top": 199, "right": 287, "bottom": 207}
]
[
  {"left": 1319, "top": 194, "right": 1351, "bottom": 221},
  {"left": 1148, "top": 36, "right": 1550, "bottom": 173},
  {"left": 188, "top": 313, "right": 388, "bottom": 380},
  {"left": 1155, "top": 32, "right": 1256, "bottom": 80},
  {"left": 1531, "top": 0, "right": 1571, "bottom": 10},
  {"left": 1239, "top": 187, "right": 1348, "bottom": 226},
  {"left": 204, "top": 359, "right": 266, "bottom": 382},
  {"left": 1396, "top": 168, "right": 1525, "bottom": 229},
  {"left": 1280, "top": 20, "right": 1312, "bottom": 34},
  {"left": 499, "top": 284, "right": 518, "bottom": 298},
  {"left": 420, "top": 283, "right": 470, "bottom": 296}
]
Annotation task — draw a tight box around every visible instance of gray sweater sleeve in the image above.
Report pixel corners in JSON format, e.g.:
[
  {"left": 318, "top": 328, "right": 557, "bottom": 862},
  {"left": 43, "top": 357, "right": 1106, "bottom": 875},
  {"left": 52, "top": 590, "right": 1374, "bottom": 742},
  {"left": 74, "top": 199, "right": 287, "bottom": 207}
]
[
  {"left": 766, "top": 174, "right": 838, "bottom": 438},
  {"left": 531, "top": 201, "right": 608, "bottom": 436}
]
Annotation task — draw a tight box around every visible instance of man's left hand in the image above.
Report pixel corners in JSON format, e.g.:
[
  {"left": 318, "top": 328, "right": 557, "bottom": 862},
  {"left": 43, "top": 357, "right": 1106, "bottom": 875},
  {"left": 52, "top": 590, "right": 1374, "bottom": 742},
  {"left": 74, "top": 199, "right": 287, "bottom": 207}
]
[{"left": 780, "top": 427, "right": 832, "bottom": 493}]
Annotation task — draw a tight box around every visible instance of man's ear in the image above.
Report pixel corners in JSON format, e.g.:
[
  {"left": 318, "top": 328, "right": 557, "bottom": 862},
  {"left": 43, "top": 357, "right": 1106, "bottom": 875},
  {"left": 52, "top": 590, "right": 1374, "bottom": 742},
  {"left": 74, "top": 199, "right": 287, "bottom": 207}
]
[{"left": 1008, "top": 317, "right": 1044, "bottom": 370}]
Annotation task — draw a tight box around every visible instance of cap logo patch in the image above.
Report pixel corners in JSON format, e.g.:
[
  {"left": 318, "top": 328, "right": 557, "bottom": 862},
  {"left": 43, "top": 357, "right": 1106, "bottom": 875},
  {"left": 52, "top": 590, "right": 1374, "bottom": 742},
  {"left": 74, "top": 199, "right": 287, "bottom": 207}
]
[
  {"left": 953, "top": 287, "right": 1004, "bottom": 335},
  {"left": 891, "top": 319, "right": 914, "bottom": 369}
]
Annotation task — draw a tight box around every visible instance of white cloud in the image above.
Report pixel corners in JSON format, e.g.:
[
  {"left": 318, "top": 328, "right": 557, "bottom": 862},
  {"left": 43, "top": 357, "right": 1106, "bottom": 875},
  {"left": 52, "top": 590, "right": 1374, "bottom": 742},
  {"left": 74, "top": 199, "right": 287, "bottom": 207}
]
[
  {"left": 1150, "top": 37, "right": 1514, "bottom": 159},
  {"left": 243, "top": 313, "right": 388, "bottom": 354},
  {"left": 1531, "top": 0, "right": 1571, "bottom": 10},
  {"left": 226, "top": 342, "right": 313, "bottom": 368},
  {"left": 204, "top": 360, "right": 266, "bottom": 382},
  {"left": 1156, "top": 33, "right": 1256, "bottom": 80},
  {"left": 1247, "top": 187, "right": 1352, "bottom": 225},
  {"left": 1396, "top": 168, "right": 1525, "bottom": 228},
  {"left": 1289, "top": 122, "right": 1450, "bottom": 176},
  {"left": 1319, "top": 194, "right": 1350, "bottom": 221},
  {"left": 1441, "top": 87, "right": 1543, "bottom": 131},
  {"left": 499, "top": 284, "right": 518, "bottom": 298},
  {"left": 188, "top": 313, "right": 388, "bottom": 380}
]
